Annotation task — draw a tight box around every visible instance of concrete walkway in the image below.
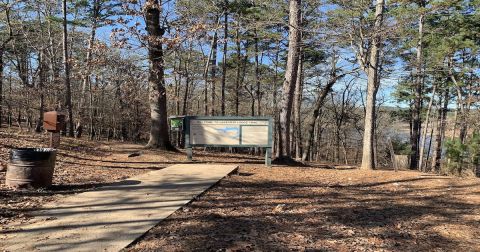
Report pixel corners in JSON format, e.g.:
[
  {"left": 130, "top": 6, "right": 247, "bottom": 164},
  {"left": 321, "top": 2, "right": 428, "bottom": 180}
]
[{"left": 1, "top": 164, "right": 238, "bottom": 252}]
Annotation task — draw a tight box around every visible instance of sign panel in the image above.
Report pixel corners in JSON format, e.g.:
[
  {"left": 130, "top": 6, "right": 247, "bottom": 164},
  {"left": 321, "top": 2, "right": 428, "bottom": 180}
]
[
  {"left": 170, "top": 118, "right": 184, "bottom": 132},
  {"left": 241, "top": 125, "right": 269, "bottom": 145},
  {"left": 183, "top": 116, "right": 273, "bottom": 166},
  {"left": 189, "top": 119, "right": 270, "bottom": 146}
]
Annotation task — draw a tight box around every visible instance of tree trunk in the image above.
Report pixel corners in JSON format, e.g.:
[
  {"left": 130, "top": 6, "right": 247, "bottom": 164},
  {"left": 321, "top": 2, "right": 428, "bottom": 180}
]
[
  {"left": 174, "top": 50, "right": 181, "bottom": 115},
  {"left": 1, "top": 7, "right": 13, "bottom": 128},
  {"left": 221, "top": 4, "right": 228, "bottom": 116},
  {"left": 294, "top": 50, "right": 303, "bottom": 159},
  {"left": 210, "top": 28, "right": 218, "bottom": 116},
  {"left": 277, "top": 0, "right": 301, "bottom": 160},
  {"left": 77, "top": 0, "right": 99, "bottom": 138},
  {"left": 202, "top": 24, "right": 218, "bottom": 116},
  {"left": 182, "top": 45, "right": 192, "bottom": 115},
  {"left": 89, "top": 76, "right": 95, "bottom": 140},
  {"left": 411, "top": 2, "right": 425, "bottom": 170},
  {"left": 0, "top": 49, "right": 3, "bottom": 128},
  {"left": 35, "top": 51, "right": 46, "bottom": 133},
  {"left": 431, "top": 86, "right": 449, "bottom": 171},
  {"left": 273, "top": 42, "right": 280, "bottom": 156},
  {"left": 254, "top": 28, "right": 260, "bottom": 116},
  {"left": 418, "top": 84, "right": 435, "bottom": 171},
  {"left": 449, "top": 58, "right": 467, "bottom": 143},
  {"left": 234, "top": 26, "right": 241, "bottom": 116},
  {"left": 115, "top": 81, "right": 128, "bottom": 141},
  {"left": 425, "top": 121, "right": 435, "bottom": 171},
  {"left": 62, "top": 0, "right": 74, "bottom": 137},
  {"left": 360, "top": 0, "right": 384, "bottom": 170},
  {"left": 145, "top": 0, "right": 172, "bottom": 149},
  {"left": 45, "top": 5, "right": 60, "bottom": 98}
]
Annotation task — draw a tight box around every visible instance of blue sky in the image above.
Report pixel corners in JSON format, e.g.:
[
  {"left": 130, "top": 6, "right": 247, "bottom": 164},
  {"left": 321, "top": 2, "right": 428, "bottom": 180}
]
[{"left": 90, "top": 0, "right": 414, "bottom": 109}]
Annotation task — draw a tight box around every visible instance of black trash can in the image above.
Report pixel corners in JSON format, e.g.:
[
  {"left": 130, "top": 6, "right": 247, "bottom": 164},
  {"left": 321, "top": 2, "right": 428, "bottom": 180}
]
[{"left": 5, "top": 148, "right": 57, "bottom": 189}]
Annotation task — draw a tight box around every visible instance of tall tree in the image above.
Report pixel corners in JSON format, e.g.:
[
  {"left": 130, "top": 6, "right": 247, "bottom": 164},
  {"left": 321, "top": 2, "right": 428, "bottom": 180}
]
[
  {"left": 277, "top": 0, "right": 301, "bottom": 160},
  {"left": 220, "top": 0, "right": 228, "bottom": 116},
  {"left": 76, "top": 0, "right": 100, "bottom": 138},
  {"left": 0, "top": 2, "right": 13, "bottom": 128},
  {"left": 209, "top": 25, "right": 218, "bottom": 116},
  {"left": 62, "top": 0, "right": 74, "bottom": 137},
  {"left": 293, "top": 50, "right": 303, "bottom": 159},
  {"left": 410, "top": 0, "right": 426, "bottom": 170},
  {"left": 359, "top": 0, "right": 385, "bottom": 170},
  {"left": 144, "top": 0, "right": 172, "bottom": 149}
]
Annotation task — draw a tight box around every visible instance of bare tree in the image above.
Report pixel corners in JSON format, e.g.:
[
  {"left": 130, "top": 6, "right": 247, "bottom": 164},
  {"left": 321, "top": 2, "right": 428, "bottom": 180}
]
[
  {"left": 418, "top": 83, "right": 436, "bottom": 171},
  {"left": 145, "top": 0, "right": 172, "bottom": 149},
  {"left": 62, "top": 0, "right": 74, "bottom": 137},
  {"left": 77, "top": 0, "right": 100, "bottom": 138},
  {"left": 277, "top": 0, "right": 301, "bottom": 160},
  {"left": 302, "top": 56, "right": 350, "bottom": 161},
  {"left": 411, "top": 0, "right": 426, "bottom": 169},
  {"left": 221, "top": 0, "right": 228, "bottom": 116},
  {"left": 0, "top": 2, "right": 13, "bottom": 128},
  {"left": 358, "top": 0, "right": 385, "bottom": 170}
]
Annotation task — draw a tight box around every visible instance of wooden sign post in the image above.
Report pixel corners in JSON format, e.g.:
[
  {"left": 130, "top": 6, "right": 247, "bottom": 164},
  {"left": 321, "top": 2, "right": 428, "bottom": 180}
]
[{"left": 43, "top": 111, "right": 65, "bottom": 149}]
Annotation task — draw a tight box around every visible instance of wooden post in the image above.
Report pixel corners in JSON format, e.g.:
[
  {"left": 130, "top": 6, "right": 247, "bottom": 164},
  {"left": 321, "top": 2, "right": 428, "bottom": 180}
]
[
  {"left": 50, "top": 132, "right": 61, "bottom": 148},
  {"left": 388, "top": 138, "right": 397, "bottom": 172}
]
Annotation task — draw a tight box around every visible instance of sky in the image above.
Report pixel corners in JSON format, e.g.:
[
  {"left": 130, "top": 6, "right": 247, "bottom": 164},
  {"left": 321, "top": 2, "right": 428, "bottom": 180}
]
[{"left": 88, "top": 0, "right": 413, "bottom": 109}]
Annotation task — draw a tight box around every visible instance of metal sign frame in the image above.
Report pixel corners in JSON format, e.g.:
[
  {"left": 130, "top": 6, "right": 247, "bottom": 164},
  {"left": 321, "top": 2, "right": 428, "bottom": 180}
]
[{"left": 183, "top": 116, "right": 273, "bottom": 166}]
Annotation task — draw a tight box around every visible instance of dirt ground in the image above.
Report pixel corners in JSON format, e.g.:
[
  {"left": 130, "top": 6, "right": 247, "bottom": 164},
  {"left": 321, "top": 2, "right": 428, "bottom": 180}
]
[
  {"left": 1, "top": 129, "right": 480, "bottom": 251},
  {"left": 0, "top": 129, "right": 183, "bottom": 227},
  {"left": 0, "top": 129, "right": 260, "bottom": 227},
  {"left": 127, "top": 167, "right": 480, "bottom": 252}
]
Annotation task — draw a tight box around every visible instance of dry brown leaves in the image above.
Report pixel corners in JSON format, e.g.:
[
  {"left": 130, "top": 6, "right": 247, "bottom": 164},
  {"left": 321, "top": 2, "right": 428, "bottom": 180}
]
[{"left": 1, "top": 129, "right": 480, "bottom": 251}]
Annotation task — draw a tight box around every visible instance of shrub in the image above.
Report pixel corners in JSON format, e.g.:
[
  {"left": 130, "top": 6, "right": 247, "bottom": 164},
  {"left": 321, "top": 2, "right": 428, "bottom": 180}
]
[
  {"left": 444, "top": 132, "right": 480, "bottom": 176},
  {"left": 391, "top": 139, "right": 412, "bottom": 156}
]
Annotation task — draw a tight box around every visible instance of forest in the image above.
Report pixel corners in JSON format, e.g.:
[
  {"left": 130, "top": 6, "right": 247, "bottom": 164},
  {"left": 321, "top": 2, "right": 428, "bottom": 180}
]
[{"left": 0, "top": 0, "right": 479, "bottom": 174}]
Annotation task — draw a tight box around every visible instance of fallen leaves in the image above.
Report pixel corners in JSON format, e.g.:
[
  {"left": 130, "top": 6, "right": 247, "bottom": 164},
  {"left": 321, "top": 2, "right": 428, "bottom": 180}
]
[{"left": 2, "top": 130, "right": 480, "bottom": 251}]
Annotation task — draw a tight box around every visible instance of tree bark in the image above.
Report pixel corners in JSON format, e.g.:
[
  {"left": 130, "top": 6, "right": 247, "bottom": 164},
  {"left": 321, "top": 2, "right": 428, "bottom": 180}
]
[
  {"left": 202, "top": 23, "right": 218, "bottom": 116},
  {"left": 182, "top": 44, "right": 193, "bottom": 115},
  {"left": 360, "top": 0, "right": 385, "bottom": 170},
  {"left": 173, "top": 50, "right": 181, "bottom": 115},
  {"left": 277, "top": 0, "right": 301, "bottom": 160},
  {"left": 411, "top": 1, "right": 425, "bottom": 169},
  {"left": 234, "top": 26, "right": 241, "bottom": 115},
  {"left": 431, "top": 86, "right": 449, "bottom": 171},
  {"left": 0, "top": 49, "right": 3, "bottom": 128},
  {"left": 254, "top": 28, "right": 260, "bottom": 116},
  {"left": 1, "top": 7, "right": 13, "bottom": 128},
  {"left": 273, "top": 42, "right": 280, "bottom": 156},
  {"left": 62, "top": 0, "right": 74, "bottom": 137},
  {"left": 210, "top": 28, "right": 218, "bottom": 116},
  {"left": 89, "top": 77, "right": 95, "bottom": 140},
  {"left": 294, "top": 52, "right": 303, "bottom": 159},
  {"left": 145, "top": 0, "right": 172, "bottom": 149},
  {"left": 45, "top": 5, "right": 60, "bottom": 94},
  {"left": 221, "top": 4, "right": 228, "bottom": 116},
  {"left": 115, "top": 80, "right": 128, "bottom": 141},
  {"left": 77, "top": 0, "right": 99, "bottom": 138},
  {"left": 35, "top": 51, "right": 46, "bottom": 133},
  {"left": 418, "top": 84, "right": 436, "bottom": 171},
  {"left": 448, "top": 58, "right": 467, "bottom": 143}
]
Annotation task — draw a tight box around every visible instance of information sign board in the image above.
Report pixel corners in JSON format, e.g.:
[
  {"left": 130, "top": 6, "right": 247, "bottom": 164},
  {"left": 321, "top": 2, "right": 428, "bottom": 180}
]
[{"left": 183, "top": 116, "right": 273, "bottom": 166}]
